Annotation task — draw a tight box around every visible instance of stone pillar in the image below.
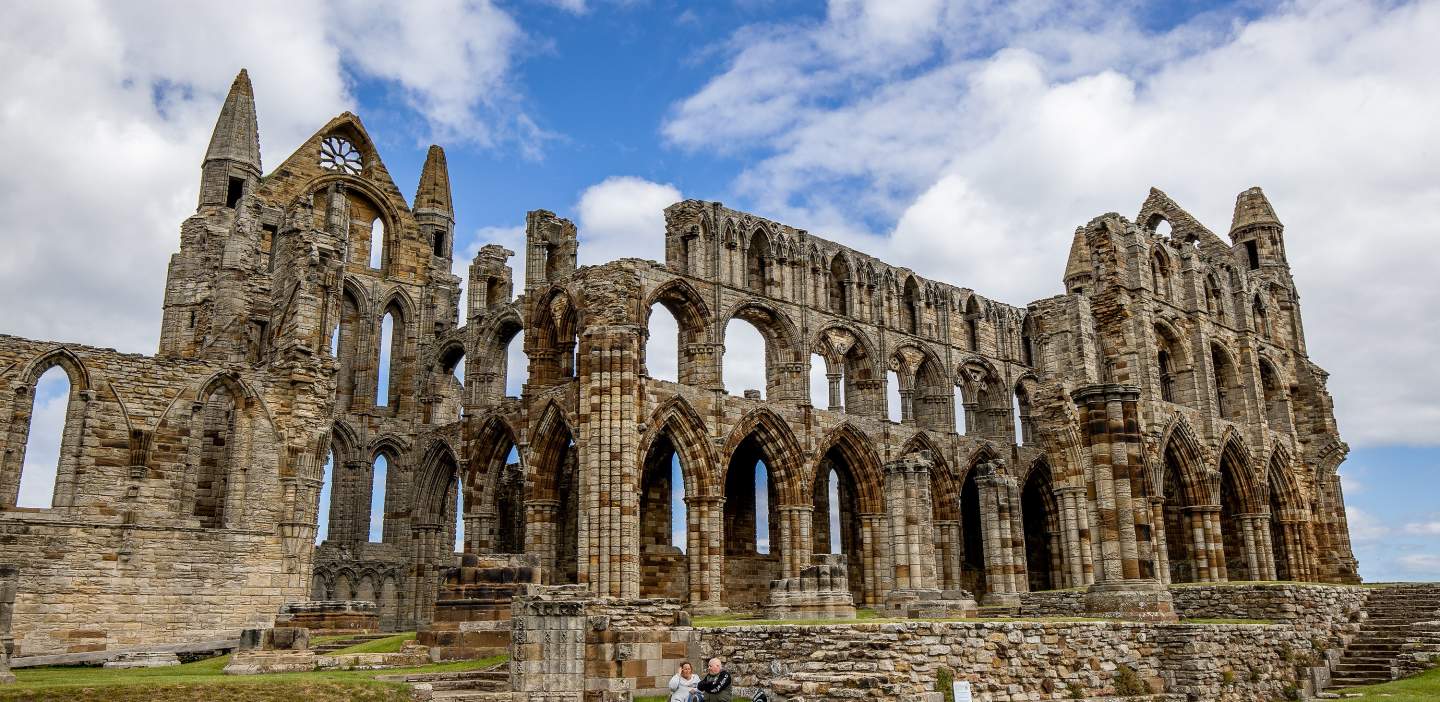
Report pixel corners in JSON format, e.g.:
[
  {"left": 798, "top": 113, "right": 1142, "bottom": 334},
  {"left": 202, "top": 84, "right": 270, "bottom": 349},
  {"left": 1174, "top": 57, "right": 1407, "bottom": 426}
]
[
  {"left": 683, "top": 343, "right": 723, "bottom": 390},
  {"left": 576, "top": 324, "right": 643, "bottom": 597},
  {"left": 510, "top": 586, "right": 590, "bottom": 701},
  {"left": 934, "top": 519, "right": 962, "bottom": 590},
  {"left": 826, "top": 372, "right": 843, "bottom": 411},
  {"left": 859, "top": 513, "right": 889, "bottom": 607},
  {"left": 778, "top": 505, "right": 813, "bottom": 578},
  {"left": 883, "top": 454, "right": 937, "bottom": 591},
  {"left": 1071, "top": 384, "right": 1176, "bottom": 621},
  {"left": 1150, "top": 496, "right": 1171, "bottom": 586},
  {"left": 0, "top": 565, "right": 16, "bottom": 684},
  {"left": 411, "top": 524, "right": 445, "bottom": 627},
  {"left": 525, "top": 499, "right": 560, "bottom": 583},
  {"left": 976, "top": 465, "right": 1023, "bottom": 608},
  {"left": 898, "top": 389, "right": 913, "bottom": 424},
  {"left": 686, "top": 495, "right": 726, "bottom": 615},
  {"left": 880, "top": 453, "right": 977, "bottom": 617}
]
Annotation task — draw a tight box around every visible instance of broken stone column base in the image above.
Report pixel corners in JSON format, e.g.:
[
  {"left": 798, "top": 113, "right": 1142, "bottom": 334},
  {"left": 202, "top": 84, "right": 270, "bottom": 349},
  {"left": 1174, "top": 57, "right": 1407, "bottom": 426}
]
[
  {"left": 1083, "top": 580, "right": 1178, "bottom": 622},
  {"left": 103, "top": 651, "right": 182, "bottom": 668},
  {"left": 881, "top": 588, "right": 978, "bottom": 619},
  {"left": 763, "top": 555, "right": 856, "bottom": 620}
]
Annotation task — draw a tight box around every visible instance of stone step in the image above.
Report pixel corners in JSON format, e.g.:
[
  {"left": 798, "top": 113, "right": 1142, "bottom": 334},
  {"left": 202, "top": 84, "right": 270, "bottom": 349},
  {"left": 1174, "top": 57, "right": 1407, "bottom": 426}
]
[
  {"left": 384, "top": 669, "right": 508, "bottom": 684},
  {"left": 312, "top": 633, "right": 398, "bottom": 652}
]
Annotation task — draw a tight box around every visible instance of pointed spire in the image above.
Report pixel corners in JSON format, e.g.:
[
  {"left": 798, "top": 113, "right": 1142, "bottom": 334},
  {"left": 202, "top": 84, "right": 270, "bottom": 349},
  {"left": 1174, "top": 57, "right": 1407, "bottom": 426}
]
[
  {"left": 1230, "top": 186, "right": 1281, "bottom": 235},
  {"left": 1064, "top": 226, "right": 1093, "bottom": 286},
  {"left": 415, "top": 145, "right": 453, "bottom": 216},
  {"left": 204, "top": 69, "right": 261, "bottom": 173}
]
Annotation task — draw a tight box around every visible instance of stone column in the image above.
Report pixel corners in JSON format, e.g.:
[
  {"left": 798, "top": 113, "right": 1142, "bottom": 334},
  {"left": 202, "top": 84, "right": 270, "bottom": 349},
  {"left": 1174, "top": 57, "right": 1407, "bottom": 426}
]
[
  {"left": 410, "top": 524, "right": 445, "bottom": 627},
  {"left": 1071, "top": 384, "right": 1176, "bottom": 621},
  {"left": 576, "top": 324, "right": 643, "bottom": 597},
  {"left": 898, "top": 389, "right": 913, "bottom": 424},
  {"left": 683, "top": 343, "right": 723, "bottom": 390},
  {"left": 934, "top": 519, "right": 962, "bottom": 590},
  {"left": 525, "top": 499, "right": 560, "bottom": 583},
  {"left": 826, "top": 372, "right": 843, "bottom": 411},
  {"left": 0, "top": 565, "right": 16, "bottom": 685},
  {"left": 686, "top": 495, "right": 726, "bottom": 615},
  {"left": 976, "top": 465, "right": 1023, "bottom": 607},
  {"left": 879, "top": 453, "right": 976, "bottom": 616},
  {"left": 859, "top": 513, "right": 889, "bottom": 607},
  {"left": 1150, "top": 496, "right": 1171, "bottom": 586},
  {"left": 778, "top": 505, "right": 814, "bottom": 578},
  {"left": 883, "top": 454, "right": 937, "bottom": 591}
]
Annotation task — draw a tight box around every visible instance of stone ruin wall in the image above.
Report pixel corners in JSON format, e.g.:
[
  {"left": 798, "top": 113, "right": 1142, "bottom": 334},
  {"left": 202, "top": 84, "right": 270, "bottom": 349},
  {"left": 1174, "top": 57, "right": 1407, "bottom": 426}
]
[
  {"left": 0, "top": 70, "right": 1362, "bottom": 657},
  {"left": 0, "top": 335, "right": 331, "bottom": 656}
]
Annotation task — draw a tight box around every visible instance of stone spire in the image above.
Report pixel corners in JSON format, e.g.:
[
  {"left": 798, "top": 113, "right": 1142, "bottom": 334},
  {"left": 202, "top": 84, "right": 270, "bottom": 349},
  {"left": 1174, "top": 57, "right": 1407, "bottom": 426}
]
[
  {"left": 1229, "top": 186, "right": 1281, "bottom": 236},
  {"left": 1063, "top": 226, "right": 1092, "bottom": 291},
  {"left": 204, "top": 69, "right": 261, "bottom": 173},
  {"left": 415, "top": 145, "right": 453, "bottom": 217}
]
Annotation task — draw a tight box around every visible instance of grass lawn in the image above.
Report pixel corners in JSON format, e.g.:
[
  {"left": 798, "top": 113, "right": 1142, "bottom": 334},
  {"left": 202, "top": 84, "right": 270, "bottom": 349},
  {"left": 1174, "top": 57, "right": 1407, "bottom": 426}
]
[
  {"left": 329, "top": 632, "right": 417, "bottom": 655},
  {"left": 1337, "top": 666, "right": 1440, "bottom": 701},
  {"left": 0, "top": 653, "right": 507, "bottom": 702}
]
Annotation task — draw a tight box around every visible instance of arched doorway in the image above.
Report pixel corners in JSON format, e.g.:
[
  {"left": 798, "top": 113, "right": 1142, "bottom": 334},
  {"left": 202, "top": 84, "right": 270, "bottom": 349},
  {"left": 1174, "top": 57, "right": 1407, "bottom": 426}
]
[
  {"left": 1021, "top": 460, "right": 1059, "bottom": 591},
  {"left": 528, "top": 406, "right": 579, "bottom": 585}
]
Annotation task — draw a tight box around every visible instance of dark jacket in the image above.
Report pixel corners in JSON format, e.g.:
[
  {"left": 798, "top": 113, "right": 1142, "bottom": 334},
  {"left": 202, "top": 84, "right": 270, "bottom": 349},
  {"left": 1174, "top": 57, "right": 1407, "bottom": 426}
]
[{"left": 697, "top": 670, "right": 733, "bottom": 702}]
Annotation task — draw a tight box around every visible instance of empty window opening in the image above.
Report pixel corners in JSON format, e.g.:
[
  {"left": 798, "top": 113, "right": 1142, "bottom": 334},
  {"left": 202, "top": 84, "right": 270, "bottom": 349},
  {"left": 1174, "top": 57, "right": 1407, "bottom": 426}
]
[
  {"left": 369, "top": 218, "right": 385, "bottom": 270},
  {"left": 809, "top": 354, "right": 831, "bottom": 409},
  {"left": 260, "top": 224, "right": 277, "bottom": 271},
  {"left": 1158, "top": 350, "right": 1175, "bottom": 402},
  {"left": 722, "top": 318, "right": 768, "bottom": 399},
  {"left": 954, "top": 386, "right": 968, "bottom": 435},
  {"left": 369, "top": 454, "right": 388, "bottom": 543},
  {"left": 1245, "top": 240, "right": 1260, "bottom": 270},
  {"left": 902, "top": 277, "right": 921, "bottom": 334},
  {"left": 17, "top": 367, "right": 70, "bottom": 509},
  {"left": 828, "top": 255, "right": 849, "bottom": 315},
  {"left": 376, "top": 311, "right": 396, "bottom": 407},
  {"left": 454, "top": 478, "right": 465, "bottom": 552},
  {"left": 315, "top": 451, "right": 334, "bottom": 544},
  {"left": 645, "top": 303, "right": 680, "bottom": 382},
  {"left": 886, "top": 369, "right": 902, "bottom": 423},
  {"left": 432, "top": 230, "right": 446, "bottom": 258},
  {"left": 504, "top": 333, "right": 527, "bottom": 398},
  {"left": 225, "top": 177, "right": 244, "bottom": 209},
  {"left": 746, "top": 230, "right": 770, "bottom": 294},
  {"left": 193, "top": 383, "right": 238, "bottom": 528}
]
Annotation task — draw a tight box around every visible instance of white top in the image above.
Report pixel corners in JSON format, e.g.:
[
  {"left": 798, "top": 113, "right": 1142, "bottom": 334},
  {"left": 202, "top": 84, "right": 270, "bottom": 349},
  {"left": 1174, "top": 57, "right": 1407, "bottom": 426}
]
[{"left": 669, "top": 672, "right": 701, "bottom": 702}]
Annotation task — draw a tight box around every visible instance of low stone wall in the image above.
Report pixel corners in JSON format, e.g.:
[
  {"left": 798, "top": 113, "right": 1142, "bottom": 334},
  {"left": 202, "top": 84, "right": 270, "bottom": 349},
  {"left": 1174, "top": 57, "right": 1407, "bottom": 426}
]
[
  {"left": 700, "top": 620, "right": 1321, "bottom": 701},
  {"left": 1168, "top": 583, "right": 1367, "bottom": 646},
  {"left": 1017, "top": 589, "right": 1086, "bottom": 617}
]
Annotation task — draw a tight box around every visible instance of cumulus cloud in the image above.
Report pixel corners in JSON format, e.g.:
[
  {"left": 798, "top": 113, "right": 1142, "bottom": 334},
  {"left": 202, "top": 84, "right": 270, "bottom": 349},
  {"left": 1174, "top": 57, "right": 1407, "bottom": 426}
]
[
  {"left": 1346, "top": 506, "right": 1389, "bottom": 542},
  {"left": 665, "top": 0, "right": 1440, "bottom": 446},
  {"left": 1403, "top": 520, "right": 1440, "bottom": 536},
  {"left": 0, "top": 1, "right": 536, "bottom": 355},
  {"left": 575, "top": 176, "right": 684, "bottom": 266}
]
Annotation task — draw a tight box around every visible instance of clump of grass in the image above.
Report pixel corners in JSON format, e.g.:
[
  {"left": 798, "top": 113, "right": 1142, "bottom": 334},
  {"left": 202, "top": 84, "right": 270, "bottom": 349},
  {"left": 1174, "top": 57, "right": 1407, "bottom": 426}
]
[{"left": 1112, "top": 664, "right": 1149, "bottom": 696}]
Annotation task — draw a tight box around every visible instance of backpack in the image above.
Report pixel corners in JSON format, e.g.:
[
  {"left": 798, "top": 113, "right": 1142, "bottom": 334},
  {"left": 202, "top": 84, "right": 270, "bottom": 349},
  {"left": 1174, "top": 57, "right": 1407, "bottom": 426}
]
[{"left": 752, "top": 692, "right": 770, "bottom": 702}]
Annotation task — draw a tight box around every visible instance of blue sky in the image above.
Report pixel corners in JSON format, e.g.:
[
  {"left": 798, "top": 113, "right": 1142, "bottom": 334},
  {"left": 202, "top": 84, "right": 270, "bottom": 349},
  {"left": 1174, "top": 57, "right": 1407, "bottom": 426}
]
[{"left": 3, "top": 0, "right": 1437, "bottom": 581}]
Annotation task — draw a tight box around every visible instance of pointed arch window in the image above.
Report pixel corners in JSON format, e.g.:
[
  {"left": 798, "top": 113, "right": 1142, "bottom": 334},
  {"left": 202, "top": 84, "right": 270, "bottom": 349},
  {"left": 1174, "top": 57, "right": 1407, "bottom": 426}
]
[
  {"left": 746, "top": 230, "right": 770, "bottom": 295},
  {"left": 9, "top": 366, "right": 75, "bottom": 509},
  {"left": 828, "top": 255, "right": 849, "bottom": 315},
  {"left": 902, "top": 277, "right": 921, "bottom": 334}
]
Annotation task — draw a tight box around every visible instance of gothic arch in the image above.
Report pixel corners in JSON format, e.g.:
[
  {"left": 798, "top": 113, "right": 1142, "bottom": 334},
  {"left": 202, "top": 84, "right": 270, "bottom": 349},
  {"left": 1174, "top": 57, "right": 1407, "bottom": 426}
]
[
  {"left": 1157, "top": 416, "right": 1211, "bottom": 504},
  {"left": 637, "top": 395, "right": 720, "bottom": 498},
  {"left": 17, "top": 347, "right": 92, "bottom": 391},
  {"left": 807, "top": 423, "right": 884, "bottom": 514},
  {"left": 1218, "top": 429, "right": 1263, "bottom": 513},
  {"left": 720, "top": 407, "right": 805, "bottom": 506},
  {"left": 644, "top": 277, "right": 712, "bottom": 342},
  {"left": 412, "top": 438, "right": 461, "bottom": 526}
]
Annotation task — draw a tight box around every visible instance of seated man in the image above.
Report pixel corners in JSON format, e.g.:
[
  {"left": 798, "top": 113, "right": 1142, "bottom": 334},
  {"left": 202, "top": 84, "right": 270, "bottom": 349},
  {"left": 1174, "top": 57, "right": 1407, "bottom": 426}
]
[{"left": 697, "top": 657, "right": 733, "bottom": 702}]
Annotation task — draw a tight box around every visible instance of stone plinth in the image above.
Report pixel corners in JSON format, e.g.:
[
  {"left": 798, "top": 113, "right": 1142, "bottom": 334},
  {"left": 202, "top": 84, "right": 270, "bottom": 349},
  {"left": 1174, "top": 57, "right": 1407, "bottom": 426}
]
[
  {"left": 0, "top": 565, "right": 15, "bottom": 685},
  {"left": 881, "top": 588, "right": 979, "bottom": 619},
  {"left": 418, "top": 553, "right": 541, "bottom": 661},
  {"left": 763, "top": 554, "right": 856, "bottom": 620},
  {"left": 279, "top": 600, "right": 378, "bottom": 634},
  {"left": 1083, "top": 580, "right": 1178, "bottom": 622},
  {"left": 103, "top": 651, "right": 182, "bottom": 668}
]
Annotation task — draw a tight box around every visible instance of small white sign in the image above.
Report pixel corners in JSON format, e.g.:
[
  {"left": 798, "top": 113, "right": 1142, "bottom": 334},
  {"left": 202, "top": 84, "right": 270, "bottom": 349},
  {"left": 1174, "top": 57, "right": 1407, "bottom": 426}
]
[{"left": 952, "top": 680, "right": 972, "bottom": 702}]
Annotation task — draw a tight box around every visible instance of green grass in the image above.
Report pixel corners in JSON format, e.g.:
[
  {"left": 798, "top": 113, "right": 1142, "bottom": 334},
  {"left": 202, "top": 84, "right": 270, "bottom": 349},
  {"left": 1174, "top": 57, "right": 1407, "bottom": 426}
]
[
  {"left": 1337, "top": 665, "right": 1440, "bottom": 701},
  {"left": 328, "top": 632, "right": 417, "bottom": 655},
  {"left": 0, "top": 653, "right": 507, "bottom": 702}
]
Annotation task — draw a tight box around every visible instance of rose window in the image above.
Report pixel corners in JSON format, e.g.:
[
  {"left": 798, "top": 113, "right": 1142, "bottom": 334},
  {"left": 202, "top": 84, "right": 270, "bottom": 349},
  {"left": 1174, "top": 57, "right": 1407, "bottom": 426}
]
[{"left": 319, "top": 136, "right": 362, "bottom": 174}]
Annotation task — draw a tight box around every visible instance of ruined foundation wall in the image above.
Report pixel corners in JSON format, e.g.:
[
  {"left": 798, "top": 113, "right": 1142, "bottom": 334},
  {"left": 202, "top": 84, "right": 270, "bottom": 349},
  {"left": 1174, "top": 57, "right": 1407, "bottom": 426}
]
[{"left": 701, "top": 620, "right": 1324, "bottom": 702}]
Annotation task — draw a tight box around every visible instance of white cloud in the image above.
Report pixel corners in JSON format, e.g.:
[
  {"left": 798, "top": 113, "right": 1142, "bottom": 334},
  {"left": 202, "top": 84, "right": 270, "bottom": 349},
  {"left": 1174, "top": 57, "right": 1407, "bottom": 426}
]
[
  {"left": 0, "top": 1, "right": 535, "bottom": 355},
  {"left": 1346, "top": 506, "right": 1389, "bottom": 542},
  {"left": 665, "top": 0, "right": 1440, "bottom": 446},
  {"left": 1396, "top": 553, "right": 1440, "bottom": 577},
  {"left": 1403, "top": 520, "right": 1440, "bottom": 536},
  {"left": 575, "top": 176, "right": 683, "bottom": 266}
]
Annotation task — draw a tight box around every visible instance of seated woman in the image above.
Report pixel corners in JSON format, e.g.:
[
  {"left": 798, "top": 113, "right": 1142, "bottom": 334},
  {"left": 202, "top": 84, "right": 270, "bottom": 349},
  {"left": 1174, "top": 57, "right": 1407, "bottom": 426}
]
[{"left": 669, "top": 661, "right": 701, "bottom": 702}]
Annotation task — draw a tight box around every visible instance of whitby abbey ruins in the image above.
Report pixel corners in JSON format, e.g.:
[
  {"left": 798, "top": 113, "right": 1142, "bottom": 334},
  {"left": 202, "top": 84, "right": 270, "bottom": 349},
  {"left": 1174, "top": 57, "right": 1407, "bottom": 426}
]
[{"left": 1, "top": 70, "right": 1436, "bottom": 701}]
